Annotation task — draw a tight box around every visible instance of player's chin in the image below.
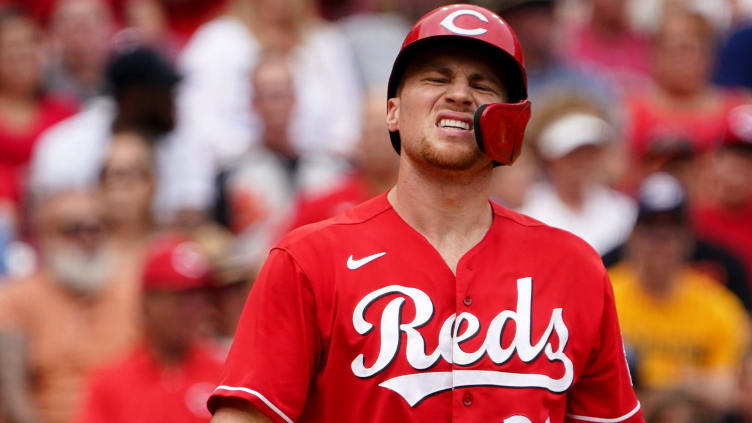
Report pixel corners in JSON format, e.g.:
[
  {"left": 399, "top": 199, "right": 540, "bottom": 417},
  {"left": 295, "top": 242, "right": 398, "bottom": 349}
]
[{"left": 421, "top": 141, "right": 487, "bottom": 171}]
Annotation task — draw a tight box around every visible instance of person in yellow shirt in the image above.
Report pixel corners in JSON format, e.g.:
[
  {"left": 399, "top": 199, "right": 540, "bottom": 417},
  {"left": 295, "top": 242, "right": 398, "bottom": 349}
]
[{"left": 609, "top": 172, "right": 749, "bottom": 412}]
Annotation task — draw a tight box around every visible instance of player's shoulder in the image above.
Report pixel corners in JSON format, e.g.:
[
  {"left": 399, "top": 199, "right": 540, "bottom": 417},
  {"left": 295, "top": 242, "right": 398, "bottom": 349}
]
[
  {"left": 276, "top": 193, "right": 392, "bottom": 252},
  {"left": 491, "top": 200, "right": 548, "bottom": 228}
]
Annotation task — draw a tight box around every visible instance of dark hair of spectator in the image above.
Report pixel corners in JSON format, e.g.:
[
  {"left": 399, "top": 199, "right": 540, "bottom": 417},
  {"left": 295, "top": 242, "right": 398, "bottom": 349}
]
[{"left": 104, "top": 46, "right": 181, "bottom": 101}]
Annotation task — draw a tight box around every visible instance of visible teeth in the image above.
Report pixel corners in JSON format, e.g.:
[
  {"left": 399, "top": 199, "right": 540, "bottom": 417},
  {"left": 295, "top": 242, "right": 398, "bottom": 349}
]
[{"left": 439, "top": 119, "right": 470, "bottom": 130}]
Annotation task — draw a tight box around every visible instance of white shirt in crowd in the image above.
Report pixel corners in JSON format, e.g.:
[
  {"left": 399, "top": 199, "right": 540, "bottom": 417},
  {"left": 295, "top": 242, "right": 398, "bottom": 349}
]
[
  {"left": 519, "top": 182, "right": 637, "bottom": 255},
  {"left": 338, "top": 12, "right": 409, "bottom": 89},
  {"left": 177, "top": 16, "right": 363, "bottom": 168},
  {"left": 30, "top": 97, "right": 214, "bottom": 220}
]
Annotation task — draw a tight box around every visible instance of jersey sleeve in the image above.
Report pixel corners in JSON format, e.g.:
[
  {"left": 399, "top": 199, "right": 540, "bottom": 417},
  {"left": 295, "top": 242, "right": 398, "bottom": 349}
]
[
  {"left": 207, "top": 248, "right": 320, "bottom": 423},
  {"left": 565, "top": 273, "right": 644, "bottom": 423}
]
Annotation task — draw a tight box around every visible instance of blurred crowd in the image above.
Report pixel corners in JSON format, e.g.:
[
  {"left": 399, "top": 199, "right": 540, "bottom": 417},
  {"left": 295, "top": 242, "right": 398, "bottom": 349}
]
[{"left": 0, "top": 0, "right": 750, "bottom": 421}]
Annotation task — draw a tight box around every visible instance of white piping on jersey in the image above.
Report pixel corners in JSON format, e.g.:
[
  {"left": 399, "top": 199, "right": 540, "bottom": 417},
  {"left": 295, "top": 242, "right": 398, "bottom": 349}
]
[
  {"left": 566, "top": 402, "right": 641, "bottom": 423},
  {"left": 213, "top": 385, "right": 293, "bottom": 423}
]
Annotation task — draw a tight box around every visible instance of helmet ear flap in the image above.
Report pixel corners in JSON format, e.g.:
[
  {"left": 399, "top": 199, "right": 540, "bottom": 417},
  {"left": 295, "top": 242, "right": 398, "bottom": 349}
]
[{"left": 474, "top": 100, "right": 532, "bottom": 165}]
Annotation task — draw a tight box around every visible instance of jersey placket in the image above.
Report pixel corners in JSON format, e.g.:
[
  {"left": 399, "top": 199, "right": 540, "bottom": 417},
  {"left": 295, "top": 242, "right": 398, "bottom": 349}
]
[{"left": 453, "top": 252, "right": 479, "bottom": 421}]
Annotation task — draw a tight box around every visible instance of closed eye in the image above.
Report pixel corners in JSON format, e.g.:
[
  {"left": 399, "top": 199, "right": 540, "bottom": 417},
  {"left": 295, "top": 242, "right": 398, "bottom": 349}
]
[{"left": 473, "top": 84, "right": 496, "bottom": 93}]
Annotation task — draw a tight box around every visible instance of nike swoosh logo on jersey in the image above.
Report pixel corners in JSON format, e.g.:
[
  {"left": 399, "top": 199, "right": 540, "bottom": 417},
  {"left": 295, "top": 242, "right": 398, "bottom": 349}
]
[{"left": 347, "top": 252, "right": 386, "bottom": 270}]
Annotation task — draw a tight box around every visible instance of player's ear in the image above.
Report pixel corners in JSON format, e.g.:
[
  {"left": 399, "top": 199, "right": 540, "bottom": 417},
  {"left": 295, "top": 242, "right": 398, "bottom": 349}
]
[{"left": 386, "top": 98, "right": 400, "bottom": 132}]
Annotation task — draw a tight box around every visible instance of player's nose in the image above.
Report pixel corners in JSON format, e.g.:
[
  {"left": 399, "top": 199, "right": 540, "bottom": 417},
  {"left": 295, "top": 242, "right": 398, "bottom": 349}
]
[{"left": 443, "top": 79, "right": 474, "bottom": 108}]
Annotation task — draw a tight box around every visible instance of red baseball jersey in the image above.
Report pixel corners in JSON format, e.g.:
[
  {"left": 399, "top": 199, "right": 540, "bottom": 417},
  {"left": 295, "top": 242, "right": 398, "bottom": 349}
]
[{"left": 208, "top": 194, "right": 643, "bottom": 423}]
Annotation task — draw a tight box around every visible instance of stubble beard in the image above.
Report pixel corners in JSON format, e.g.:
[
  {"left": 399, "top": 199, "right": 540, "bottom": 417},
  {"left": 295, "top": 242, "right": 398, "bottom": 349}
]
[{"left": 413, "top": 134, "right": 486, "bottom": 171}]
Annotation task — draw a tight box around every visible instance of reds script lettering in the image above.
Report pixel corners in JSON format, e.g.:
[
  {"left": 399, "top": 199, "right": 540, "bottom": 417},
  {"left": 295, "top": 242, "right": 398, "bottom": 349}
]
[{"left": 351, "top": 277, "right": 574, "bottom": 406}]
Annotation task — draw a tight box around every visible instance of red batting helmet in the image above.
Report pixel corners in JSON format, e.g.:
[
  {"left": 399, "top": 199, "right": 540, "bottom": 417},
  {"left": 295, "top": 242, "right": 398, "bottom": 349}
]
[{"left": 387, "top": 4, "right": 531, "bottom": 165}]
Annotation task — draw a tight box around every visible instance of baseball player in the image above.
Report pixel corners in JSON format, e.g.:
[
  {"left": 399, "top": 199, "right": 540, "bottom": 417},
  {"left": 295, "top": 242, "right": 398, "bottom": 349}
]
[{"left": 208, "top": 4, "right": 643, "bottom": 423}]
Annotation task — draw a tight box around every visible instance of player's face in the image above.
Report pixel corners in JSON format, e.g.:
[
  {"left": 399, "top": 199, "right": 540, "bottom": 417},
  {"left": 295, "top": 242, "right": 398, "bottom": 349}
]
[{"left": 387, "top": 48, "right": 508, "bottom": 171}]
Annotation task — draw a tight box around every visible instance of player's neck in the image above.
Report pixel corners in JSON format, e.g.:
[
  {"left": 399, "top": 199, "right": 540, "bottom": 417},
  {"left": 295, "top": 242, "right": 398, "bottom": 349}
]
[{"left": 388, "top": 161, "right": 493, "bottom": 274}]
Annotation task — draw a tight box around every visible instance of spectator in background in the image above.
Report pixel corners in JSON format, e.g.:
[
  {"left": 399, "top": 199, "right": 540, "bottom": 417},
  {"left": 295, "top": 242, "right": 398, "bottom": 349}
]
[
  {"left": 519, "top": 97, "right": 636, "bottom": 255},
  {"left": 98, "top": 129, "right": 157, "bottom": 279},
  {"left": 0, "top": 188, "right": 141, "bottom": 423},
  {"left": 0, "top": 200, "right": 11, "bottom": 275},
  {"left": 116, "top": 0, "right": 180, "bottom": 57},
  {"left": 498, "top": 0, "right": 617, "bottom": 107},
  {"left": 563, "top": 0, "right": 651, "bottom": 91},
  {"left": 177, "top": 0, "right": 362, "bottom": 168},
  {"left": 115, "top": 0, "right": 227, "bottom": 52},
  {"left": 31, "top": 46, "right": 214, "bottom": 225},
  {"left": 76, "top": 234, "right": 222, "bottom": 423},
  {"left": 490, "top": 144, "right": 539, "bottom": 210},
  {"left": 626, "top": 135, "right": 699, "bottom": 199},
  {"left": 726, "top": 351, "right": 752, "bottom": 423},
  {"left": 337, "top": 2, "right": 410, "bottom": 90},
  {"left": 692, "top": 104, "right": 752, "bottom": 295},
  {"left": 284, "top": 87, "right": 399, "bottom": 231},
  {"left": 0, "top": 7, "right": 77, "bottom": 219},
  {"left": 46, "top": 0, "right": 114, "bottom": 102},
  {"left": 221, "top": 50, "right": 347, "bottom": 267},
  {"left": 602, "top": 133, "right": 752, "bottom": 312},
  {"left": 626, "top": 0, "right": 735, "bottom": 37},
  {"left": 609, "top": 173, "right": 749, "bottom": 413},
  {"left": 199, "top": 233, "right": 255, "bottom": 353},
  {"left": 646, "top": 391, "right": 701, "bottom": 423},
  {"left": 625, "top": 9, "right": 750, "bottom": 165}
]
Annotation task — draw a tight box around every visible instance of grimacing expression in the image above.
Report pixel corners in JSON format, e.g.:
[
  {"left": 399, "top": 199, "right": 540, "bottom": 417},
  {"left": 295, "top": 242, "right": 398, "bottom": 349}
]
[{"left": 387, "top": 48, "right": 508, "bottom": 171}]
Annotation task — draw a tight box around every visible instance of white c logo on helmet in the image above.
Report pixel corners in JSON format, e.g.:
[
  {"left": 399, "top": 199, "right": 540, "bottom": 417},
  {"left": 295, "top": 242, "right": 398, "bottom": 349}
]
[{"left": 439, "top": 9, "right": 489, "bottom": 36}]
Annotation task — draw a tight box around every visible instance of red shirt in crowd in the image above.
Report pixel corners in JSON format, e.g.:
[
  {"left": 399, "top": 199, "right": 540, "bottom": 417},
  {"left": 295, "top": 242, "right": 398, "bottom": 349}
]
[
  {"left": 285, "top": 172, "right": 372, "bottom": 232},
  {"left": 0, "top": 96, "right": 77, "bottom": 204},
  {"left": 209, "top": 194, "right": 642, "bottom": 423},
  {"left": 77, "top": 343, "right": 223, "bottom": 423},
  {"left": 626, "top": 91, "right": 748, "bottom": 156},
  {"left": 692, "top": 200, "right": 752, "bottom": 287},
  {"left": 565, "top": 24, "right": 651, "bottom": 91}
]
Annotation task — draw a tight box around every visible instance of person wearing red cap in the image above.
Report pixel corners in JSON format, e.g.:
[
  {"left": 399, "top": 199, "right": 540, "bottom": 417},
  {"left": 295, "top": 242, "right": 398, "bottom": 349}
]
[
  {"left": 209, "top": 4, "right": 642, "bottom": 423},
  {"left": 76, "top": 234, "right": 223, "bottom": 423}
]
